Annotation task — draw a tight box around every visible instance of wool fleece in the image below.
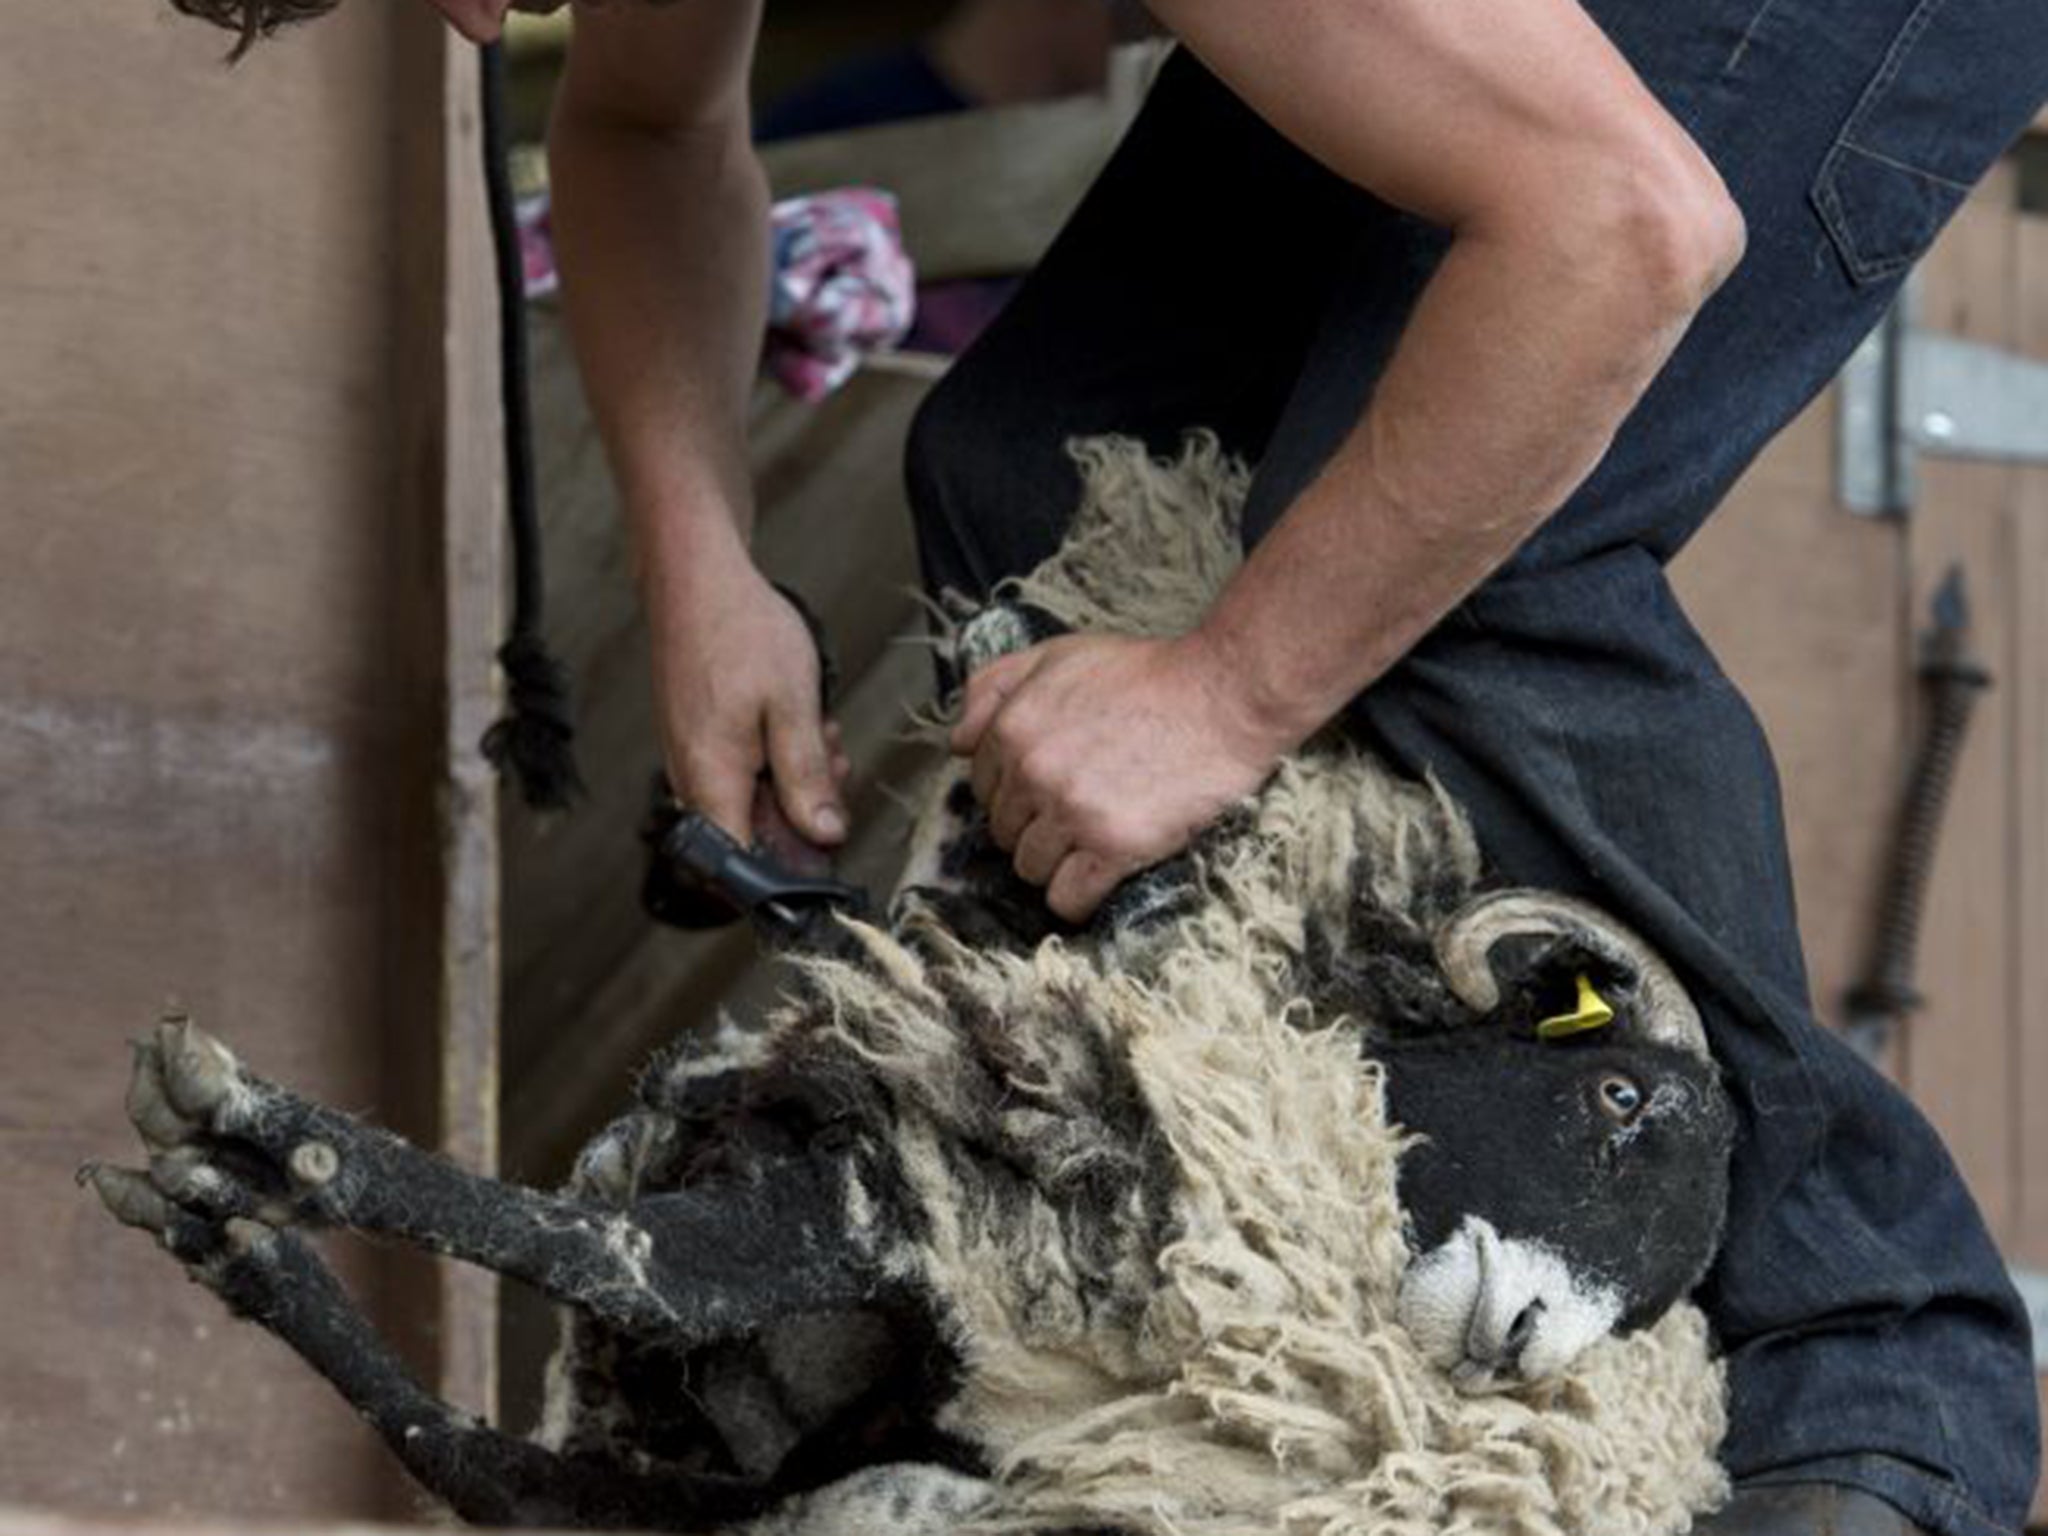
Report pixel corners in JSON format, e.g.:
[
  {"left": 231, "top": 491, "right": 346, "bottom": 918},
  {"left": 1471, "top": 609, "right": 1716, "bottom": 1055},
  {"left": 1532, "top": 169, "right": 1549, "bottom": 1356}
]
[{"left": 701, "top": 434, "right": 1730, "bottom": 1536}]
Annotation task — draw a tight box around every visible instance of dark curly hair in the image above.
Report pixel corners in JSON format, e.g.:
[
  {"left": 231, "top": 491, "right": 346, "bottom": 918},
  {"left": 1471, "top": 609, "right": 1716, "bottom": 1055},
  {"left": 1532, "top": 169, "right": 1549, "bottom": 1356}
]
[{"left": 168, "top": 0, "right": 342, "bottom": 60}]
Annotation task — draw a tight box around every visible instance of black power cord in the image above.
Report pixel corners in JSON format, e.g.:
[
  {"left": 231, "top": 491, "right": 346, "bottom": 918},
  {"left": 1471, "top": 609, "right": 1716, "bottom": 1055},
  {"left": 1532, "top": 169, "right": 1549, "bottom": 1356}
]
[{"left": 477, "top": 39, "right": 583, "bottom": 809}]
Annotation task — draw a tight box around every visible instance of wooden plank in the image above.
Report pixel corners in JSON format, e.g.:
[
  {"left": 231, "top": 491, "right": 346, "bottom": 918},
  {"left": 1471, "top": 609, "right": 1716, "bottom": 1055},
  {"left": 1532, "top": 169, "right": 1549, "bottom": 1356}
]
[
  {"left": 0, "top": 4, "right": 440, "bottom": 1520},
  {"left": 2009, "top": 201, "right": 2048, "bottom": 1536},
  {"left": 1896, "top": 161, "right": 2021, "bottom": 1235},
  {"left": 2012, "top": 212, "right": 2048, "bottom": 1276},
  {"left": 386, "top": 18, "right": 505, "bottom": 1421}
]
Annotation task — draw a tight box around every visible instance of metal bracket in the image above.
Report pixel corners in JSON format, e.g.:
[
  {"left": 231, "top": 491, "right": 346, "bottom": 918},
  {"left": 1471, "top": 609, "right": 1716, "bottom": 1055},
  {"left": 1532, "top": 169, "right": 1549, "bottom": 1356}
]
[{"left": 1837, "top": 281, "right": 2048, "bottom": 515}]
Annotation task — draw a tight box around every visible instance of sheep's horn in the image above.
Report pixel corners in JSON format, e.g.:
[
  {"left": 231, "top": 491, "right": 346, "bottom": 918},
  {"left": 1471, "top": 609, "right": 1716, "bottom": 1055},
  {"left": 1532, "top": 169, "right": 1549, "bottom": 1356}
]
[{"left": 1435, "top": 890, "right": 1710, "bottom": 1059}]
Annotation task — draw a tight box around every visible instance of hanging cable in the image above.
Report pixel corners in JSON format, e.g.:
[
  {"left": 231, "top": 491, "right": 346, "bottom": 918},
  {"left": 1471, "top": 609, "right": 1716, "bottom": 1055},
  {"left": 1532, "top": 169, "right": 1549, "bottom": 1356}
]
[{"left": 477, "top": 38, "right": 583, "bottom": 809}]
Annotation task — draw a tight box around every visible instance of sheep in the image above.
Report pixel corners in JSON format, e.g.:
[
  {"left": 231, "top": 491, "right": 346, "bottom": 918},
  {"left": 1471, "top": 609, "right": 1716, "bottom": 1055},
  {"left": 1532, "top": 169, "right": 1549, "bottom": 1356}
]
[{"left": 84, "top": 434, "right": 1737, "bottom": 1536}]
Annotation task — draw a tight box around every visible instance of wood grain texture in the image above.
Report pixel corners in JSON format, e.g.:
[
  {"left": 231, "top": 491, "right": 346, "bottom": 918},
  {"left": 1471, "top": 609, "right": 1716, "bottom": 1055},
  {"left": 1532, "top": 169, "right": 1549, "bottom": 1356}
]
[
  {"left": 385, "top": 21, "right": 506, "bottom": 1423},
  {"left": 2012, "top": 212, "right": 2048, "bottom": 1280},
  {"left": 3, "top": 4, "right": 496, "bottom": 1519},
  {"left": 2008, "top": 200, "right": 2048, "bottom": 1536}
]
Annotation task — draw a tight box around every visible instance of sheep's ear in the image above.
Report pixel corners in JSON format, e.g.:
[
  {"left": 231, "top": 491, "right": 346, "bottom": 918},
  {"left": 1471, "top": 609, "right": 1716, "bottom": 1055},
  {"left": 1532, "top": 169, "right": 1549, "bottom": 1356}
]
[{"left": 954, "top": 601, "right": 1069, "bottom": 679}]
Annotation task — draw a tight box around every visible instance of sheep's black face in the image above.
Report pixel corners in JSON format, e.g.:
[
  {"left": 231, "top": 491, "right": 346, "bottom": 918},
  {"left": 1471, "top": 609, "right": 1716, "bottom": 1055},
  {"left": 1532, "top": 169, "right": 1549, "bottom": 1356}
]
[{"left": 1381, "top": 1026, "right": 1735, "bottom": 1389}]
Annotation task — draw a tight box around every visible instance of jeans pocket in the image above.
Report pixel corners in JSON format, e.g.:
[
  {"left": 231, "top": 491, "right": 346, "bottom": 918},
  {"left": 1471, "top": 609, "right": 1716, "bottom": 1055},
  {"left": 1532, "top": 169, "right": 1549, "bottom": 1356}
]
[
  {"left": 1810, "top": 0, "right": 2048, "bottom": 285},
  {"left": 1809, "top": 0, "right": 1970, "bottom": 283}
]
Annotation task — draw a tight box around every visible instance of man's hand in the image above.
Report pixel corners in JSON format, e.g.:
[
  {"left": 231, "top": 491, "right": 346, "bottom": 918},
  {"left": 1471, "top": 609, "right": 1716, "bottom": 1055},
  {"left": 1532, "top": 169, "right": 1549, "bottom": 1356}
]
[
  {"left": 649, "top": 549, "right": 849, "bottom": 850},
  {"left": 950, "top": 631, "right": 1293, "bottom": 922}
]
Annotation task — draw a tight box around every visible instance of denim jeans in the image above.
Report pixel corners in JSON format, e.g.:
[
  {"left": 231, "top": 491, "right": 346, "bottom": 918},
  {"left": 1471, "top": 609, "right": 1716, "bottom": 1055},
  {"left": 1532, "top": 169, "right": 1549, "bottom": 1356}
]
[{"left": 904, "top": 6, "right": 2048, "bottom": 1533}]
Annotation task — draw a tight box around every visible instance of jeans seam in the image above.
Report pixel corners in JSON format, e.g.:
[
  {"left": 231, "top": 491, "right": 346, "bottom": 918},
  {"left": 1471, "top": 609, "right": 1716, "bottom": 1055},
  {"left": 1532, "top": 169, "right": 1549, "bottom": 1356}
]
[
  {"left": 1808, "top": 0, "right": 1963, "bottom": 283},
  {"left": 1723, "top": 0, "right": 1780, "bottom": 76},
  {"left": 1835, "top": 139, "right": 1976, "bottom": 193},
  {"left": 1855, "top": 0, "right": 1953, "bottom": 128}
]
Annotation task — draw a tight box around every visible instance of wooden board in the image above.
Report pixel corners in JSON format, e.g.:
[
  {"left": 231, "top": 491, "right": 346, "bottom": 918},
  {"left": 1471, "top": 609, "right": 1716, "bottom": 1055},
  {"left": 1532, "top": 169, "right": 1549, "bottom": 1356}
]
[
  {"left": 2007, "top": 189, "right": 2048, "bottom": 1536},
  {"left": 387, "top": 22, "right": 507, "bottom": 1424},
  {"left": 0, "top": 6, "right": 499, "bottom": 1519},
  {"left": 2012, "top": 201, "right": 2048, "bottom": 1279}
]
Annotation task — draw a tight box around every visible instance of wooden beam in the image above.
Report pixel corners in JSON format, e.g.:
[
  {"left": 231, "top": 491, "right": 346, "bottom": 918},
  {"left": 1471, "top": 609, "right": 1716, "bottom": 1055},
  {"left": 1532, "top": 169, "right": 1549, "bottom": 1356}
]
[{"left": 388, "top": 11, "right": 505, "bottom": 1423}]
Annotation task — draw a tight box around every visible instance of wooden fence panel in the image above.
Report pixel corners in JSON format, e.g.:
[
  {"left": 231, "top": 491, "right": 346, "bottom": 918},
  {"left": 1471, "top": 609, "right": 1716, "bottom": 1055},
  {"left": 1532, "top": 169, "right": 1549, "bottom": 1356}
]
[{"left": 2, "top": 6, "right": 501, "bottom": 1518}]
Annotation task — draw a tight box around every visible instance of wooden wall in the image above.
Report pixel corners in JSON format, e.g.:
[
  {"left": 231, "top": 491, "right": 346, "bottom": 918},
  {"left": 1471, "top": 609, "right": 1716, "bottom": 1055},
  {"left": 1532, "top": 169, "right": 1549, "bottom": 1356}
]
[{"left": 0, "top": 5, "right": 499, "bottom": 1520}]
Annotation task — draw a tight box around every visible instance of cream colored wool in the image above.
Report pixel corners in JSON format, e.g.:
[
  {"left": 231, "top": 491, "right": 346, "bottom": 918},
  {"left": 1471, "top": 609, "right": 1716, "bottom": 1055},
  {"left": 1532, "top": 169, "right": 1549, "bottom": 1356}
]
[{"left": 762, "top": 435, "right": 1729, "bottom": 1535}]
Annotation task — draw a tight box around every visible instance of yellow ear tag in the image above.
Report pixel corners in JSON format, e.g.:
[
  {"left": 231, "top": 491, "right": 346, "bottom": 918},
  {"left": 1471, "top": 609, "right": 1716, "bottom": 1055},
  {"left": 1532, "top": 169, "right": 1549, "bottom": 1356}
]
[{"left": 1536, "top": 974, "right": 1615, "bottom": 1040}]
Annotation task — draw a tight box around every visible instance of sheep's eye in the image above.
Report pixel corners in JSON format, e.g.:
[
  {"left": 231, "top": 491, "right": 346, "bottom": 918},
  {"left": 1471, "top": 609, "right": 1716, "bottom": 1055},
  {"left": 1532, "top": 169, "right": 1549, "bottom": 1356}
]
[{"left": 1597, "top": 1074, "right": 1644, "bottom": 1123}]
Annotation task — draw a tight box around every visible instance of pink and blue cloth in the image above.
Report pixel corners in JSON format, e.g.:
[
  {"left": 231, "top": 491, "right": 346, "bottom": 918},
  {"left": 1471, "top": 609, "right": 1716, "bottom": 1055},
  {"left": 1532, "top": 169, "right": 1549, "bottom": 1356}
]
[
  {"left": 763, "top": 188, "right": 916, "bottom": 401},
  {"left": 517, "top": 187, "right": 918, "bottom": 403}
]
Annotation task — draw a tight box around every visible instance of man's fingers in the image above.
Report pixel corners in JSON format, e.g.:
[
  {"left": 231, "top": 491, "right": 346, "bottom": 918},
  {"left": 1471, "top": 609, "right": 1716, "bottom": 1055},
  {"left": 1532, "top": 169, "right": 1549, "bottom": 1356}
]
[
  {"left": 766, "top": 703, "right": 847, "bottom": 845},
  {"left": 988, "top": 775, "right": 1036, "bottom": 852},
  {"left": 1012, "top": 818, "right": 1072, "bottom": 888},
  {"left": 1047, "top": 850, "right": 1124, "bottom": 924},
  {"left": 951, "top": 651, "right": 1034, "bottom": 754},
  {"left": 968, "top": 726, "right": 1003, "bottom": 814},
  {"left": 819, "top": 719, "right": 852, "bottom": 785},
  {"left": 687, "top": 760, "right": 760, "bottom": 846}
]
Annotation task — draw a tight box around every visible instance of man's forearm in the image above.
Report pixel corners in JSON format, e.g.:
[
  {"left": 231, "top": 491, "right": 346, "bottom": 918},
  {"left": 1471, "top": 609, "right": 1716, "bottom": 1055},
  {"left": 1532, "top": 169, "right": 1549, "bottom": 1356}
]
[
  {"left": 1148, "top": 0, "right": 1749, "bottom": 745},
  {"left": 548, "top": 106, "right": 769, "bottom": 583},
  {"left": 540, "top": 0, "right": 847, "bottom": 847},
  {"left": 1197, "top": 200, "right": 1742, "bottom": 746}
]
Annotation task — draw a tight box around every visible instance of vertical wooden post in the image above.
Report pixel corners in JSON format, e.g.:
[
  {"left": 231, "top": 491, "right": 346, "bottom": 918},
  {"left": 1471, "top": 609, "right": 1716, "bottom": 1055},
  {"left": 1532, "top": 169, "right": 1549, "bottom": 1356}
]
[
  {"left": 3, "top": 3, "right": 503, "bottom": 1515},
  {"left": 389, "top": 11, "right": 504, "bottom": 1422}
]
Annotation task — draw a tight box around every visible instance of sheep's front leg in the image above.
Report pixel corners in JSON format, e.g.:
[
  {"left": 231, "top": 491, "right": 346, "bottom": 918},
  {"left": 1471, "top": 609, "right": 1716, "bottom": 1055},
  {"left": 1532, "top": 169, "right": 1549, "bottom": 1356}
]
[
  {"left": 98, "top": 1018, "right": 888, "bottom": 1347},
  {"left": 85, "top": 1178, "right": 776, "bottom": 1531}
]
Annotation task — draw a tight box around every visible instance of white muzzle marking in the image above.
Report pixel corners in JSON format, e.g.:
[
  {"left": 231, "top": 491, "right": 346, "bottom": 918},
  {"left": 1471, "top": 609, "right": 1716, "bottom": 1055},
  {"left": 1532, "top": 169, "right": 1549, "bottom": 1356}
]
[{"left": 1397, "top": 1215, "right": 1623, "bottom": 1391}]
